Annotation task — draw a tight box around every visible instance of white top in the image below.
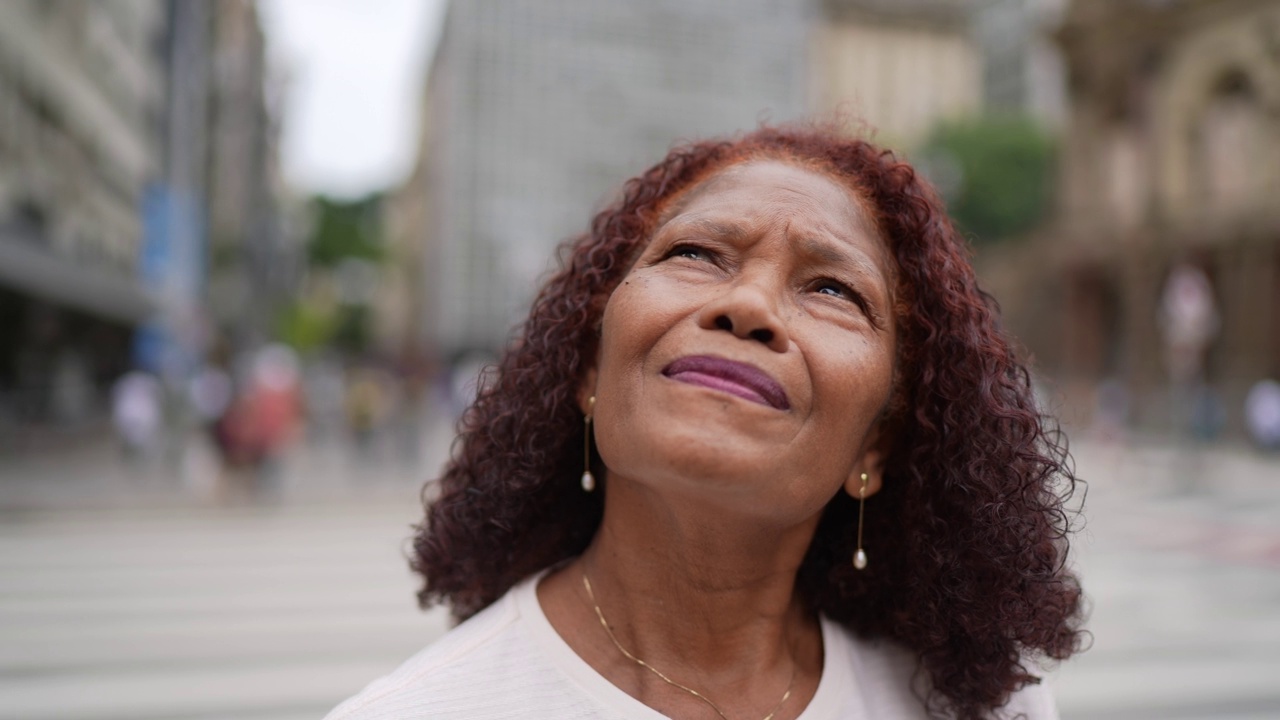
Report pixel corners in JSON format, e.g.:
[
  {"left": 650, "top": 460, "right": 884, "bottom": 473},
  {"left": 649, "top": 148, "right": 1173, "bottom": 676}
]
[{"left": 327, "top": 573, "right": 1058, "bottom": 719}]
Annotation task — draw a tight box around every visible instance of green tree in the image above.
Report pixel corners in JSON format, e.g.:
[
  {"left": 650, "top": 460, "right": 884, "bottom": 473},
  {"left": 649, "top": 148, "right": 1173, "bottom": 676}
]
[
  {"left": 295, "top": 194, "right": 386, "bottom": 355},
  {"left": 276, "top": 300, "right": 336, "bottom": 354},
  {"left": 308, "top": 195, "right": 385, "bottom": 268},
  {"left": 920, "top": 116, "right": 1055, "bottom": 245}
]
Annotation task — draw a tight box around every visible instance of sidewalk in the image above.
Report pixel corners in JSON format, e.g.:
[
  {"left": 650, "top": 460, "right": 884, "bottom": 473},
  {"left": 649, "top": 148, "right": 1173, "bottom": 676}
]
[
  {"left": 1071, "top": 438, "right": 1280, "bottom": 570},
  {"left": 1055, "top": 438, "right": 1280, "bottom": 719}
]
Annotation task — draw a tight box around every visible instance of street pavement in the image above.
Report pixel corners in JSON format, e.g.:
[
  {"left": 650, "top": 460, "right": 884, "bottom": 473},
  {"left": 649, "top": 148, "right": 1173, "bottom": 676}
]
[
  {"left": 0, "top": 499, "right": 450, "bottom": 720},
  {"left": 0, "top": 426, "right": 1277, "bottom": 719},
  {"left": 1053, "top": 441, "right": 1280, "bottom": 720}
]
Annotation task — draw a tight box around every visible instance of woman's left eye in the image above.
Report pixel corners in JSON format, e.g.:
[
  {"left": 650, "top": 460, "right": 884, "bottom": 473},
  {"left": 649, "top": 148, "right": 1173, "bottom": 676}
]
[
  {"left": 666, "top": 244, "right": 712, "bottom": 262},
  {"left": 814, "top": 280, "right": 855, "bottom": 301}
]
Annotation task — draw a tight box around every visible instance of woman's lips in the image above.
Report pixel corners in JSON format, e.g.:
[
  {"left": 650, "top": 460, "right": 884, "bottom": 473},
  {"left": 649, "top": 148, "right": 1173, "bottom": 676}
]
[{"left": 661, "top": 355, "right": 790, "bottom": 410}]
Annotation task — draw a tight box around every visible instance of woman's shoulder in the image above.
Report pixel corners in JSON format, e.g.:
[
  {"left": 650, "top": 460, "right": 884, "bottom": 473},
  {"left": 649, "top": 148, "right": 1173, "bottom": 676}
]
[
  {"left": 324, "top": 589, "right": 528, "bottom": 720},
  {"left": 826, "top": 621, "right": 1060, "bottom": 720}
]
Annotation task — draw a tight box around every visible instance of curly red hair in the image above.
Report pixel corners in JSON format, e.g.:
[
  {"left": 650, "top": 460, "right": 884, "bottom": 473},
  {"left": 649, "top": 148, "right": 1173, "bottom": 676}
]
[{"left": 412, "top": 124, "right": 1085, "bottom": 720}]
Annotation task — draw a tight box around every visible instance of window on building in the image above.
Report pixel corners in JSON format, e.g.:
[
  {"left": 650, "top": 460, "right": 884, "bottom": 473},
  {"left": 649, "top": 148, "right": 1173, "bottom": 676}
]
[{"left": 1196, "top": 69, "right": 1270, "bottom": 216}]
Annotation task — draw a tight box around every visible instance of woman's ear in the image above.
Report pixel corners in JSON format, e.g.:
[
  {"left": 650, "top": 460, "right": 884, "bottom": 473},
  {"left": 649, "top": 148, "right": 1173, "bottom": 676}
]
[
  {"left": 844, "top": 446, "right": 886, "bottom": 499},
  {"left": 576, "top": 365, "right": 598, "bottom": 414},
  {"left": 845, "top": 418, "right": 892, "bottom": 499}
]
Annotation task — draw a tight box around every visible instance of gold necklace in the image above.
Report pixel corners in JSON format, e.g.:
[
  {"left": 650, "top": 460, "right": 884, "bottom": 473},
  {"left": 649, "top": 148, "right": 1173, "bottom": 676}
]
[{"left": 582, "top": 572, "right": 796, "bottom": 720}]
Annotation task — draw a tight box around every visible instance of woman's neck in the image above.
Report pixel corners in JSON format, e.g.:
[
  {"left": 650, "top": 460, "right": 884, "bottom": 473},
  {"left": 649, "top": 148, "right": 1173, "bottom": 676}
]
[{"left": 538, "top": 476, "right": 825, "bottom": 719}]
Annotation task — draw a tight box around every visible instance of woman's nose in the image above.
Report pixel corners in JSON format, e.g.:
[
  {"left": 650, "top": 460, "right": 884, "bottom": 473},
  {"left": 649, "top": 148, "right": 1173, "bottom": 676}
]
[{"left": 696, "top": 278, "right": 790, "bottom": 352}]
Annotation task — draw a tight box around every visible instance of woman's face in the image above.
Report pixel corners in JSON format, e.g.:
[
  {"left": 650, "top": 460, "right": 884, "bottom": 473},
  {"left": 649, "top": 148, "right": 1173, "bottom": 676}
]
[{"left": 588, "top": 160, "right": 897, "bottom": 524}]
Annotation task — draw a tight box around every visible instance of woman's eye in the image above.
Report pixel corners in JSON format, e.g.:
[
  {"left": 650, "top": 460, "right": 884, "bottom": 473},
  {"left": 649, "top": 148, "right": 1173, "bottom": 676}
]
[
  {"left": 667, "top": 245, "right": 711, "bottom": 262},
  {"left": 815, "top": 281, "right": 854, "bottom": 300}
]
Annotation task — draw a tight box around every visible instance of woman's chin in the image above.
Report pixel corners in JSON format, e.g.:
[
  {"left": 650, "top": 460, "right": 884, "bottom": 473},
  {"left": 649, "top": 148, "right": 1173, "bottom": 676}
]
[{"left": 606, "top": 419, "right": 777, "bottom": 477}]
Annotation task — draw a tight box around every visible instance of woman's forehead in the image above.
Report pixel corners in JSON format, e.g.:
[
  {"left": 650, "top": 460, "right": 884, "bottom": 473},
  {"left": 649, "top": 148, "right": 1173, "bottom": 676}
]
[
  {"left": 656, "top": 158, "right": 881, "bottom": 236},
  {"left": 650, "top": 159, "right": 894, "bottom": 279}
]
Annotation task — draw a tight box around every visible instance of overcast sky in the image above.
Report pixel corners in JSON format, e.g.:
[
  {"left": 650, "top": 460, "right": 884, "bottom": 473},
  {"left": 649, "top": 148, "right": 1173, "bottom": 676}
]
[{"left": 260, "top": 0, "right": 446, "bottom": 199}]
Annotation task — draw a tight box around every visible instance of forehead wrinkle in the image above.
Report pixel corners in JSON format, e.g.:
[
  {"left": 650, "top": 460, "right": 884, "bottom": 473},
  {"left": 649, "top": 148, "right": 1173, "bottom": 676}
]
[
  {"left": 803, "top": 202, "right": 898, "bottom": 291},
  {"left": 680, "top": 216, "right": 750, "bottom": 242},
  {"left": 795, "top": 232, "right": 888, "bottom": 288},
  {"left": 797, "top": 234, "right": 852, "bottom": 267},
  {"left": 780, "top": 200, "right": 888, "bottom": 277}
]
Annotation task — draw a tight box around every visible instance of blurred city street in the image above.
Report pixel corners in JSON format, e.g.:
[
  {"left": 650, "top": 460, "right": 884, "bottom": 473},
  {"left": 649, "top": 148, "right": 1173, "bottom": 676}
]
[
  {"left": 3, "top": 1, "right": 1278, "bottom": 718},
  {"left": 1, "top": 424, "right": 1277, "bottom": 720}
]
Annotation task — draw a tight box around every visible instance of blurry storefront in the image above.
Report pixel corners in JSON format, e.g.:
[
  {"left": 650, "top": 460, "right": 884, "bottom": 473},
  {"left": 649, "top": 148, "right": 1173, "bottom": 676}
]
[
  {"left": 0, "top": 2, "right": 166, "bottom": 440},
  {"left": 981, "top": 0, "right": 1280, "bottom": 436},
  {"left": 0, "top": 1, "right": 290, "bottom": 450}
]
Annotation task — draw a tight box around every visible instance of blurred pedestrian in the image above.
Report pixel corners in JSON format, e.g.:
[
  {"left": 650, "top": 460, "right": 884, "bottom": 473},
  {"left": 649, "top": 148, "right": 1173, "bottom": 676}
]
[
  {"left": 212, "top": 345, "right": 302, "bottom": 501},
  {"left": 110, "top": 371, "right": 162, "bottom": 459},
  {"left": 345, "top": 366, "right": 386, "bottom": 457},
  {"left": 189, "top": 364, "right": 233, "bottom": 430},
  {"left": 1159, "top": 262, "right": 1219, "bottom": 490},
  {"left": 303, "top": 353, "right": 346, "bottom": 444},
  {"left": 1245, "top": 379, "right": 1280, "bottom": 451},
  {"left": 248, "top": 344, "right": 303, "bottom": 491},
  {"left": 1159, "top": 263, "right": 1218, "bottom": 385},
  {"left": 1092, "top": 376, "right": 1131, "bottom": 443}
]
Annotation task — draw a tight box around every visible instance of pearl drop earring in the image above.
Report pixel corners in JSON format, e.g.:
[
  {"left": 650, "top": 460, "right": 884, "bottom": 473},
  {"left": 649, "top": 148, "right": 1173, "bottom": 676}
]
[{"left": 581, "top": 396, "right": 596, "bottom": 492}]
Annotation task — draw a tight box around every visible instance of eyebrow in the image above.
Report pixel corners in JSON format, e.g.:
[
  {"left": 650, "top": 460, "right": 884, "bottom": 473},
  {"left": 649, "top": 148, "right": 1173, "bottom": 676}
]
[
  {"left": 797, "top": 235, "right": 853, "bottom": 266},
  {"left": 797, "top": 228, "right": 889, "bottom": 280},
  {"left": 674, "top": 217, "right": 750, "bottom": 242}
]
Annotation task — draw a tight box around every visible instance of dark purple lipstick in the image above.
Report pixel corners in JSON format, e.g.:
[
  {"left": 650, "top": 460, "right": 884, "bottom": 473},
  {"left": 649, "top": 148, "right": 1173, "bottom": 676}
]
[{"left": 662, "top": 355, "right": 790, "bottom": 410}]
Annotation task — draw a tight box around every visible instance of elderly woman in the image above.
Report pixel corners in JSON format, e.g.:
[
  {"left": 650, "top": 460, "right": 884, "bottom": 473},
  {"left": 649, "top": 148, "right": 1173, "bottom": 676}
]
[{"left": 329, "top": 126, "right": 1084, "bottom": 720}]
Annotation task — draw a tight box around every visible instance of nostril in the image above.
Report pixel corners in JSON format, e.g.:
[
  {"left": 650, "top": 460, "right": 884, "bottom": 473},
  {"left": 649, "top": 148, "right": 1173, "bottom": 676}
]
[
  {"left": 750, "top": 328, "right": 774, "bottom": 344},
  {"left": 715, "top": 315, "right": 733, "bottom": 332}
]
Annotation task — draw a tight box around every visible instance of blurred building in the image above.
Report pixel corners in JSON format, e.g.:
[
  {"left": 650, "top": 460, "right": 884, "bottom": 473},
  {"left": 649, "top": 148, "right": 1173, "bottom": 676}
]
[
  {"left": 141, "top": 0, "right": 297, "bottom": 402},
  {"left": 0, "top": 0, "right": 291, "bottom": 445},
  {"left": 377, "top": 83, "right": 432, "bottom": 358},
  {"left": 985, "top": 0, "right": 1280, "bottom": 434},
  {"left": 0, "top": 1, "right": 167, "bottom": 434},
  {"left": 973, "top": 0, "right": 1068, "bottom": 126},
  {"left": 204, "top": 0, "right": 297, "bottom": 352},
  {"left": 811, "top": 0, "right": 982, "bottom": 148},
  {"left": 418, "top": 0, "right": 810, "bottom": 357}
]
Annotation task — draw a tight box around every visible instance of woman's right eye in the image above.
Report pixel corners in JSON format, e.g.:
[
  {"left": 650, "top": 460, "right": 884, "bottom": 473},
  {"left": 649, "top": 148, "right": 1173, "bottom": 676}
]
[{"left": 666, "top": 244, "right": 711, "bottom": 262}]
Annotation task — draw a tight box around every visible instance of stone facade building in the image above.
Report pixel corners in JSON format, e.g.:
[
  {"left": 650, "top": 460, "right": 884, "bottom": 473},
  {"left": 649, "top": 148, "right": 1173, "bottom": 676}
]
[
  {"left": 982, "top": 0, "right": 1280, "bottom": 433},
  {"left": 973, "top": 0, "right": 1068, "bottom": 126},
  {"left": 811, "top": 0, "right": 982, "bottom": 148}
]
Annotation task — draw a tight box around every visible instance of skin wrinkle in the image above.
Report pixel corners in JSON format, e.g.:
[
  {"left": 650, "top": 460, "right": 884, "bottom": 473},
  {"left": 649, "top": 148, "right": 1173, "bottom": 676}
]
[{"left": 413, "top": 125, "right": 1084, "bottom": 720}]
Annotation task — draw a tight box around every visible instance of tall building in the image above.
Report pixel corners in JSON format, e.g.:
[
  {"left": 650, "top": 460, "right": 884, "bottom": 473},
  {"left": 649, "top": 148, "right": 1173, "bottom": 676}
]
[
  {"left": 378, "top": 84, "right": 433, "bottom": 357},
  {"left": 810, "top": 0, "right": 983, "bottom": 148},
  {"left": 973, "top": 0, "right": 1068, "bottom": 127},
  {"left": 205, "top": 0, "right": 296, "bottom": 351},
  {"left": 421, "top": 0, "right": 810, "bottom": 357},
  {"left": 0, "top": 1, "right": 167, "bottom": 433},
  {"left": 0, "top": 0, "right": 289, "bottom": 443},
  {"left": 134, "top": 0, "right": 292, "bottom": 396},
  {"left": 981, "top": 0, "right": 1280, "bottom": 434}
]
